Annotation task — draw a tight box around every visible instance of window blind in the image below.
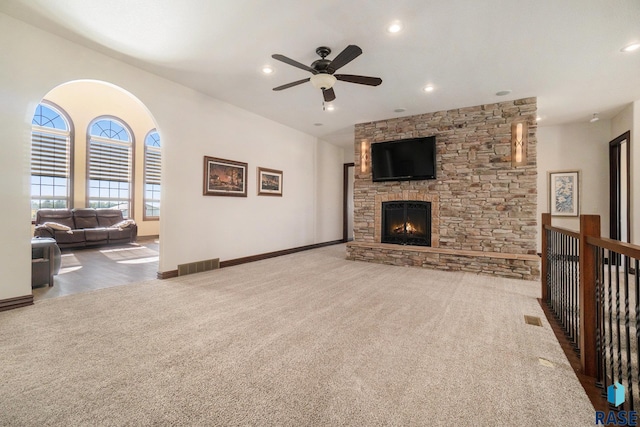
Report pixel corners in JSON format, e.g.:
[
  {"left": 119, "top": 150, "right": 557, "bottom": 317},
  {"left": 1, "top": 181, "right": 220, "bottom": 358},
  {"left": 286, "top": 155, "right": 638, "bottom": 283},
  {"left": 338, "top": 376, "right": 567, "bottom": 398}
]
[
  {"left": 31, "top": 131, "right": 70, "bottom": 177},
  {"left": 89, "top": 139, "right": 131, "bottom": 182},
  {"left": 145, "top": 148, "right": 161, "bottom": 185}
]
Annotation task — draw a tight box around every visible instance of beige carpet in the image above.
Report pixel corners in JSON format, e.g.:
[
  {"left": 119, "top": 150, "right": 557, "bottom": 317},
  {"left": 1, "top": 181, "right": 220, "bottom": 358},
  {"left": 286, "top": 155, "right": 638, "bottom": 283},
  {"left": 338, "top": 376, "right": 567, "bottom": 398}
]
[{"left": 1, "top": 244, "right": 594, "bottom": 426}]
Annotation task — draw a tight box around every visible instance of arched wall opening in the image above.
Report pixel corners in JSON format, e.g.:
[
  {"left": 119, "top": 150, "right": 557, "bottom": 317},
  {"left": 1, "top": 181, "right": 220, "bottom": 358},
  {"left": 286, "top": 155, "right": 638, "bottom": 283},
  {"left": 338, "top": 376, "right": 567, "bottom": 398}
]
[
  {"left": 29, "top": 80, "right": 162, "bottom": 298},
  {"left": 32, "top": 79, "right": 161, "bottom": 237}
]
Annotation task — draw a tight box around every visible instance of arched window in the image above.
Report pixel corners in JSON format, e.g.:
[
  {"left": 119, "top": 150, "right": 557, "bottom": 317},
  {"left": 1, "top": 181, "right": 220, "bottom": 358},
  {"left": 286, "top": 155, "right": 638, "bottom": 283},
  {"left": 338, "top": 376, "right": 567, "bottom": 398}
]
[
  {"left": 144, "top": 130, "right": 161, "bottom": 219},
  {"left": 30, "top": 102, "right": 73, "bottom": 220},
  {"left": 87, "top": 117, "right": 134, "bottom": 218}
]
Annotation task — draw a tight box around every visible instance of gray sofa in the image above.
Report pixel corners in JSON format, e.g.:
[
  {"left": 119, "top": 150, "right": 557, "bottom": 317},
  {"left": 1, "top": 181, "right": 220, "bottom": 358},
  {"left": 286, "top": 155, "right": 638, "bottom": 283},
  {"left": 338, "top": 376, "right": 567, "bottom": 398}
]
[{"left": 34, "top": 208, "right": 137, "bottom": 249}]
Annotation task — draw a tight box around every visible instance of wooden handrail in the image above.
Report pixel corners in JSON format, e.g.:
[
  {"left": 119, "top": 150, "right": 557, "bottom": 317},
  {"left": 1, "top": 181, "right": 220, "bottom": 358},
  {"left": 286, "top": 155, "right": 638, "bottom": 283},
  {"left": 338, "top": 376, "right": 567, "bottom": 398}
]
[
  {"left": 543, "top": 224, "right": 580, "bottom": 240},
  {"left": 585, "top": 235, "right": 640, "bottom": 260}
]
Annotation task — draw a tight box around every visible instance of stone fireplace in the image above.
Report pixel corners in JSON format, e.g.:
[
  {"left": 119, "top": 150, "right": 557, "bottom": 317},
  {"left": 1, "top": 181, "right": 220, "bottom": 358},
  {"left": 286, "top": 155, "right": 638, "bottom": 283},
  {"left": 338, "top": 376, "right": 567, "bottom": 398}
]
[
  {"left": 381, "top": 201, "right": 431, "bottom": 246},
  {"left": 346, "top": 98, "right": 540, "bottom": 280}
]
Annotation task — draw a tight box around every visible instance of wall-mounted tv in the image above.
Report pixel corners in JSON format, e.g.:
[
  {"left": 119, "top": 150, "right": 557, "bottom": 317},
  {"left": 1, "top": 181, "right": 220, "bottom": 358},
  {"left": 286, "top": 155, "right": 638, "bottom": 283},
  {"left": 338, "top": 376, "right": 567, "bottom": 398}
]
[{"left": 371, "top": 136, "right": 437, "bottom": 182}]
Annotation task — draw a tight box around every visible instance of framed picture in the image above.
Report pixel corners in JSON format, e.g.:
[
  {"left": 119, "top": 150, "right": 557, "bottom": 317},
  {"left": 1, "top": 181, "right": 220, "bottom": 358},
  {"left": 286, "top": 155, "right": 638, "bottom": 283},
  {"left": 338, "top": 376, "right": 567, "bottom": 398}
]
[
  {"left": 257, "top": 167, "right": 283, "bottom": 196},
  {"left": 549, "top": 170, "right": 579, "bottom": 216},
  {"left": 203, "top": 156, "right": 247, "bottom": 197}
]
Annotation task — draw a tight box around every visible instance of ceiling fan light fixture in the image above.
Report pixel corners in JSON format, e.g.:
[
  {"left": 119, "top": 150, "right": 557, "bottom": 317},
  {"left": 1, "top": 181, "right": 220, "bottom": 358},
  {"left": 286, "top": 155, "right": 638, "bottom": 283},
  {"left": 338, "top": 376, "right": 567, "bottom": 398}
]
[
  {"left": 310, "top": 73, "right": 337, "bottom": 90},
  {"left": 589, "top": 113, "right": 599, "bottom": 123}
]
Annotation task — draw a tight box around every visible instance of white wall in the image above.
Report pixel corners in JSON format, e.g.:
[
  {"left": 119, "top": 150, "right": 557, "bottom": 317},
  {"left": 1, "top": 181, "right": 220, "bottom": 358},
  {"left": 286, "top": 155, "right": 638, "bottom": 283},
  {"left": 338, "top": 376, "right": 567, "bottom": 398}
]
[
  {"left": 536, "top": 121, "right": 611, "bottom": 251},
  {"left": 343, "top": 146, "right": 355, "bottom": 163},
  {"left": 0, "top": 14, "right": 344, "bottom": 301}
]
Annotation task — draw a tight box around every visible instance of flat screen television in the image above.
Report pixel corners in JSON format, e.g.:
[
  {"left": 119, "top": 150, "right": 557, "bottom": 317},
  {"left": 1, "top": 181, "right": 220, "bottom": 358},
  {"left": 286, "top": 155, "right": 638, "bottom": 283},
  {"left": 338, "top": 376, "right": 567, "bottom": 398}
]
[{"left": 371, "top": 136, "right": 437, "bottom": 182}]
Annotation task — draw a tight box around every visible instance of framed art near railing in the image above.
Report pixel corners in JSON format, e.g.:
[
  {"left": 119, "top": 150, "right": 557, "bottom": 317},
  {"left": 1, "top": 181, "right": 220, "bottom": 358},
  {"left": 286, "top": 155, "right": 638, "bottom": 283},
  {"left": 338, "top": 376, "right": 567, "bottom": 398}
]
[
  {"left": 549, "top": 170, "right": 579, "bottom": 216},
  {"left": 257, "top": 167, "right": 283, "bottom": 196},
  {"left": 203, "top": 156, "right": 247, "bottom": 197}
]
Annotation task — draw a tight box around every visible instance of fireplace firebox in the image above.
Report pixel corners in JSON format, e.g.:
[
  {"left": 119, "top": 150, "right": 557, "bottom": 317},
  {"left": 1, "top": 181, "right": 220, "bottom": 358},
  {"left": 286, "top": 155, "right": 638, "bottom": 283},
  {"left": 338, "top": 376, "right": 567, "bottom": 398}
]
[{"left": 381, "top": 201, "right": 431, "bottom": 246}]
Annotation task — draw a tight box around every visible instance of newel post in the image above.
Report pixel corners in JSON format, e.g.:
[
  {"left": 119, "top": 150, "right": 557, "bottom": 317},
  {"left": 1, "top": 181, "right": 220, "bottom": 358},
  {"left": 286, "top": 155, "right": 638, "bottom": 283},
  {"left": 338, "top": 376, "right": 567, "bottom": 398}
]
[
  {"left": 541, "top": 213, "right": 551, "bottom": 301},
  {"left": 579, "top": 214, "right": 600, "bottom": 377}
]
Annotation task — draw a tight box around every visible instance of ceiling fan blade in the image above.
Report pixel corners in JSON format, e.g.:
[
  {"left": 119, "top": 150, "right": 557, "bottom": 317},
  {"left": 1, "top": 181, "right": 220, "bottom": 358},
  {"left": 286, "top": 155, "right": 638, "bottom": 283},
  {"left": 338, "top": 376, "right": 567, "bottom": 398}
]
[
  {"left": 327, "top": 45, "right": 362, "bottom": 73},
  {"left": 335, "top": 74, "right": 382, "bottom": 86},
  {"left": 273, "top": 78, "right": 310, "bottom": 91},
  {"left": 272, "top": 54, "right": 317, "bottom": 74},
  {"left": 323, "top": 87, "right": 336, "bottom": 102}
]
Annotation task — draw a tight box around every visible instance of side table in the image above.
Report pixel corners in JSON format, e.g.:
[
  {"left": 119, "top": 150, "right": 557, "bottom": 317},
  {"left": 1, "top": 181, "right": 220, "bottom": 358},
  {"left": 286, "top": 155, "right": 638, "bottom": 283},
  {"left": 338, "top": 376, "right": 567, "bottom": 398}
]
[{"left": 31, "top": 237, "right": 60, "bottom": 288}]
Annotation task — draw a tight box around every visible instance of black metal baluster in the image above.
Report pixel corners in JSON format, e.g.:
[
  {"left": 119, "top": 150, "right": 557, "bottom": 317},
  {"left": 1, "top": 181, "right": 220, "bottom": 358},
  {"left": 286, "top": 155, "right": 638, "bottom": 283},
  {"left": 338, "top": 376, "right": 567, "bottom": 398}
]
[
  {"left": 548, "top": 231, "right": 552, "bottom": 306},
  {"left": 608, "top": 251, "right": 614, "bottom": 395},
  {"left": 555, "top": 231, "right": 559, "bottom": 317},
  {"left": 551, "top": 231, "right": 556, "bottom": 313},
  {"left": 573, "top": 239, "right": 580, "bottom": 354},
  {"left": 551, "top": 232, "right": 558, "bottom": 315},
  {"left": 560, "top": 234, "right": 567, "bottom": 336},
  {"left": 575, "top": 237, "right": 580, "bottom": 349},
  {"left": 635, "top": 258, "right": 640, "bottom": 409},
  {"left": 616, "top": 252, "right": 623, "bottom": 390},
  {"left": 623, "top": 255, "right": 633, "bottom": 411},
  {"left": 568, "top": 235, "right": 573, "bottom": 344},
  {"left": 596, "top": 247, "right": 604, "bottom": 388},
  {"left": 546, "top": 229, "right": 551, "bottom": 305}
]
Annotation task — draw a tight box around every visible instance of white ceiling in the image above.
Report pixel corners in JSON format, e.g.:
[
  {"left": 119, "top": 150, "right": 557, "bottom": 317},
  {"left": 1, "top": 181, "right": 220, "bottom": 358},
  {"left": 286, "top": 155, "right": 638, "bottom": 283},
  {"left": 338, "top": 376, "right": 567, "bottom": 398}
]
[{"left": 2, "top": 0, "right": 640, "bottom": 147}]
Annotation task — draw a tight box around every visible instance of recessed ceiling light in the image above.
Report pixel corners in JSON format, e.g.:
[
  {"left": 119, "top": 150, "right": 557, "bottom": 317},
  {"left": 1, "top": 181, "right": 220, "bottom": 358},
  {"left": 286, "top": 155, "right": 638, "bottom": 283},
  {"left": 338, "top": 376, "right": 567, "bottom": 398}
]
[
  {"left": 621, "top": 42, "right": 640, "bottom": 53},
  {"left": 589, "top": 113, "right": 599, "bottom": 123},
  {"left": 261, "top": 66, "right": 274, "bottom": 74},
  {"left": 387, "top": 21, "right": 402, "bottom": 33},
  {"left": 496, "top": 90, "right": 512, "bottom": 96},
  {"left": 536, "top": 116, "right": 542, "bottom": 122},
  {"left": 394, "top": 108, "right": 406, "bottom": 113},
  {"left": 325, "top": 104, "right": 335, "bottom": 111},
  {"left": 423, "top": 85, "right": 434, "bottom": 93}
]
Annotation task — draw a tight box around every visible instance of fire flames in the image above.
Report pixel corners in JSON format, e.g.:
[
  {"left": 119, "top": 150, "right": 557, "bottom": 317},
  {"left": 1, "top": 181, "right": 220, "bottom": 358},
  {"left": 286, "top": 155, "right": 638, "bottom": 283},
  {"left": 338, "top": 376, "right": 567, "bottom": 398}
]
[{"left": 393, "top": 222, "right": 419, "bottom": 234}]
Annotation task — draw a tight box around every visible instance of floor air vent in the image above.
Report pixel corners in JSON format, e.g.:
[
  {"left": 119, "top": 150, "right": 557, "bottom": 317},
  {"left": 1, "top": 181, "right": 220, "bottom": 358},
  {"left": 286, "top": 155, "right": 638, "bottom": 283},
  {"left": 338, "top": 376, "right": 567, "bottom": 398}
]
[
  {"left": 524, "top": 315, "right": 543, "bottom": 327},
  {"left": 178, "top": 258, "right": 220, "bottom": 276}
]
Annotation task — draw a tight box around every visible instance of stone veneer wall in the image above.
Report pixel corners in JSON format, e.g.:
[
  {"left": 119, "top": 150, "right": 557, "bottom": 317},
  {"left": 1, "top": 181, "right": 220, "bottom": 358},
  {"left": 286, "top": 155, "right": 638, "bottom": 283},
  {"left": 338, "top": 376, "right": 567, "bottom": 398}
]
[{"left": 347, "top": 98, "right": 539, "bottom": 280}]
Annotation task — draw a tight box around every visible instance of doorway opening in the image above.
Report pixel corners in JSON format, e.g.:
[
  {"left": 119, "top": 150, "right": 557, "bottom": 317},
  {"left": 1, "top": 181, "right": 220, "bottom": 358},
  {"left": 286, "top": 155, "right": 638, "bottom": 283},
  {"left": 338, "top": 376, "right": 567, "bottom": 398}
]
[{"left": 343, "top": 163, "right": 354, "bottom": 242}]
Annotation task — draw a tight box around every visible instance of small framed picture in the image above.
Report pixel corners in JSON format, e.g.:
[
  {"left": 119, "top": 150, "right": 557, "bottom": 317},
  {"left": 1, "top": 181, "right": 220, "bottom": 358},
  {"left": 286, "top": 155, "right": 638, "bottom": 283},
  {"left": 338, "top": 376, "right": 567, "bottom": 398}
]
[
  {"left": 257, "top": 167, "right": 283, "bottom": 196},
  {"left": 203, "top": 156, "right": 247, "bottom": 197},
  {"left": 549, "top": 170, "right": 579, "bottom": 216}
]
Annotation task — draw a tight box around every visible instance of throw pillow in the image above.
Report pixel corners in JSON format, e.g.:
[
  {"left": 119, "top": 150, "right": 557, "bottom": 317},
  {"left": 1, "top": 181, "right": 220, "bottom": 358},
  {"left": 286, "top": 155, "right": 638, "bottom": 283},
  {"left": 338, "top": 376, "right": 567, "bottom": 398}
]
[
  {"left": 42, "top": 222, "right": 73, "bottom": 234},
  {"left": 113, "top": 219, "right": 136, "bottom": 230}
]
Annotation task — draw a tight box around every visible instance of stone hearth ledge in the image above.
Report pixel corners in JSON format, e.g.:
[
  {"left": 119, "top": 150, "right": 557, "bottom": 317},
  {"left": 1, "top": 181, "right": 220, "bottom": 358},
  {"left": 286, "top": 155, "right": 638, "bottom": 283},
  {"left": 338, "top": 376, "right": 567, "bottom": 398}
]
[{"left": 346, "top": 242, "right": 540, "bottom": 280}]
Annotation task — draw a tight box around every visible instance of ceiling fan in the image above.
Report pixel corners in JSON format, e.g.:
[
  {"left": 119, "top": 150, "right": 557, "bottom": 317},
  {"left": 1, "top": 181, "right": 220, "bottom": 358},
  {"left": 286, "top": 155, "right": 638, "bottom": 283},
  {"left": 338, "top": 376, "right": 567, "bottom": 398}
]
[{"left": 271, "top": 45, "right": 382, "bottom": 102}]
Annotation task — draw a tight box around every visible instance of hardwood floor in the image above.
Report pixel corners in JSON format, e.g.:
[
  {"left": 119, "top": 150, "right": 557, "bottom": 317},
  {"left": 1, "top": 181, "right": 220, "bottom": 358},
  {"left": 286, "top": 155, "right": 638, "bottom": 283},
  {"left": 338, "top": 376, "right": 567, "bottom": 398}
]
[{"left": 32, "top": 237, "right": 159, "bottom": 301}]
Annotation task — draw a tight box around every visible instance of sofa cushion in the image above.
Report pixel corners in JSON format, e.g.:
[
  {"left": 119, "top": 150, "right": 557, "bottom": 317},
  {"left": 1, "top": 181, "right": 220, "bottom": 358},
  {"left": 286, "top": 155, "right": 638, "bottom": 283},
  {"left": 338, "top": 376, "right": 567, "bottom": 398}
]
[
  {"left": 72, "top": 208, "right": 100, "bottom": 229},
  {"left": 36, "top": 209, "right": 75, "bottom": 229},
  {"left": 106, "top": 227, "right": 133, "bottom": 242},
  {"left": 96, "top": 209, "right": 125, "bottom": 227},
  {"left": 84, "top": 228, "right": 109, "bottom": 243},
  {"left": 53, "top": 229, "right": 86, "bottom": 245}
]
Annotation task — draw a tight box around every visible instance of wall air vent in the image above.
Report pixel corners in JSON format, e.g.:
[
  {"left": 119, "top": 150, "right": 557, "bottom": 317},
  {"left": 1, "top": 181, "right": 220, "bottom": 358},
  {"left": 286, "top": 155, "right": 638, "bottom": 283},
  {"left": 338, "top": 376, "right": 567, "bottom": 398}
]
[{"left": 177, "top": 258, "right": 220, "bottom": 276}]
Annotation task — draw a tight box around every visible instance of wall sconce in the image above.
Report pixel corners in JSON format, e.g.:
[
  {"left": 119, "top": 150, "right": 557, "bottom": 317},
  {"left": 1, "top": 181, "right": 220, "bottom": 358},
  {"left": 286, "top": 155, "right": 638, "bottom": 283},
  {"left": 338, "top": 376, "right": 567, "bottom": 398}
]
[
  {"left": 360, "top": 140, "right": 369, "bottom": 173},
  {"left": 511, "top": 121, "right": 528, "bottom": 167}
]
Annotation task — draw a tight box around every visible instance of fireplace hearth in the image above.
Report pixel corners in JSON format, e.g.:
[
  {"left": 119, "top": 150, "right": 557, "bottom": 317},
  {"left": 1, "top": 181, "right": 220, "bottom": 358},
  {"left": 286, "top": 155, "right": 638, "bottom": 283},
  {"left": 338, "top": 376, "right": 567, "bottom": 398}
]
[{"left": 381, "top": 201, "right": 431, "bottom": 246}]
